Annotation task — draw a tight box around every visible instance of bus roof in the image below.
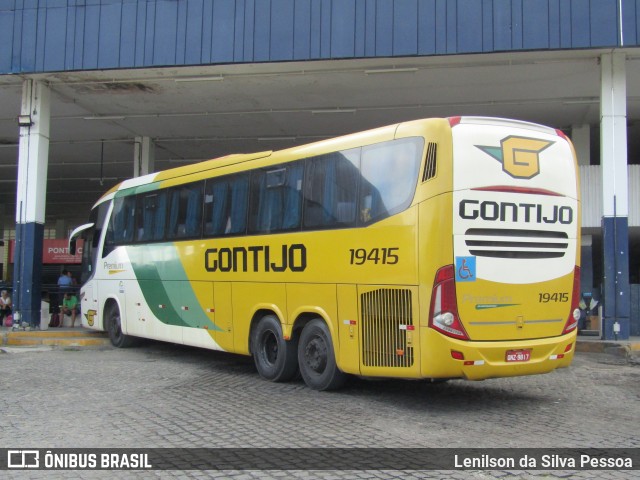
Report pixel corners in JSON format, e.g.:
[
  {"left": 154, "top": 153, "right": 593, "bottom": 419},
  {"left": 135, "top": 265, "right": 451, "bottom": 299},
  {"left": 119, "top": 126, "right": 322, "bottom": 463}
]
[{"left": 97, "top": 150, "right": 273, "bottom": 204}]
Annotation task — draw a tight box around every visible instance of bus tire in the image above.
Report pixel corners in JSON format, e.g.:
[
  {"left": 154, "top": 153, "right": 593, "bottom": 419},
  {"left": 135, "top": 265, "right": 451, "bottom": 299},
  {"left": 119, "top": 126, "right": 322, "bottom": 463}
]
[
  {"left": 251, "top": 314, "right": 298, "bottom": 382},
  {"left": 106, "top": 303, "right": 138, "bottom": 348},
  {"left": 298, "top": 318, "right": 346, "bottom": 391}
]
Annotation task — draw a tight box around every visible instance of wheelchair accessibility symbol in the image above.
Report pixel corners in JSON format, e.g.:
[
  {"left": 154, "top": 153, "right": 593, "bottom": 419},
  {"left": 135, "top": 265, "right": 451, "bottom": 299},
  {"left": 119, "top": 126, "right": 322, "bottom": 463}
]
[{"left": 455, "top": 256, "right": 476, "bottom": 282}]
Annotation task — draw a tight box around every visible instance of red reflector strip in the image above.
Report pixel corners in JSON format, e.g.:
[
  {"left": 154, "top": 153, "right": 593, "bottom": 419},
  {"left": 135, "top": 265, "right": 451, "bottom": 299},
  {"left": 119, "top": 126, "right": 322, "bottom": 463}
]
[
  {"left": 550, "top": 354, "right": 565, "bottom": 360},
  {"left": 399, "top": 324, "right": 415, "bottom": 330},
  {"left": 343, "top": 320, "right": 357, "bottom": 325},
  {"left": 564, "top": 343, "right": 573, "bottom": 353},
  {"left": 451, "top": 350, "right": 464, "bottom": 360},
  {"left": 181, "top": 306, "right": 189, "bottom": 311},
  {"left": 158, "top": 304, "right": 166, "bottom": 309},
  {"left": 463, "top": 360, "right": 486, "bottom": 366}
]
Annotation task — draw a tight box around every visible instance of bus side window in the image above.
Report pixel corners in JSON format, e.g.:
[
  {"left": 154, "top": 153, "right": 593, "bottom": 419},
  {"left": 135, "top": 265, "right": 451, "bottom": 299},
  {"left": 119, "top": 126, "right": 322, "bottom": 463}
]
[
  {"left": 303, "top": 149, "right": 360, "bottom": 229},
  {"left": 110, "top": 196, "right": 135, "bottom": 243},
  {"left": 249, "top": 162, "right": 303, "bottom": 234},
  {"left": 185, "top": 186, "right": 202, "bottom": 236},
  {"left": 136, "top": 192, "right": 167, "bottom": 242},
  {"left": 103, "top": 196, "right": 135, "bottom": 256},
  {"left": 359, "top": 138, "right": 423, "bottom": 224},
  {"left": 204, "top": 181, "right": 228, "bottom": 236},
  {"left": 167, "top": 182, "right": 204, "bottom": 240},
  {"left": 227, "top": 175, "right": 249, "bottom": 234},
  {"left": 204, "top": 174, "right": 249, "bottom": 237}
]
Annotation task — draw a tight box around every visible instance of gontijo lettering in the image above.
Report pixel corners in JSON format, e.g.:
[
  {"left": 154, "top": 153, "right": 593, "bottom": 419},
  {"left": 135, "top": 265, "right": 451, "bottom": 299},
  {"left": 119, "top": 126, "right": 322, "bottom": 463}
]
[
  {"left": 205, "top": 244, "right": 307, "bottom": 272},
  {"left": 459, "top": 200, "right": 573, "bottom": 225}
]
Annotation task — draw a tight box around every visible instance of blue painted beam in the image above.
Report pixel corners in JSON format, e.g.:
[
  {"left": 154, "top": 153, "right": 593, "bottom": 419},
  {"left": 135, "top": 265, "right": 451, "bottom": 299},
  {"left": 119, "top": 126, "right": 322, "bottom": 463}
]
[
  {"left": 12, "top": 222, "right": 44, "bottom": 328},
  {"left": 602, "top": 216, "right": 631, "bottom": 340},
  {"left": 0, "top": 0, "right": 635, "bottom": 75}
]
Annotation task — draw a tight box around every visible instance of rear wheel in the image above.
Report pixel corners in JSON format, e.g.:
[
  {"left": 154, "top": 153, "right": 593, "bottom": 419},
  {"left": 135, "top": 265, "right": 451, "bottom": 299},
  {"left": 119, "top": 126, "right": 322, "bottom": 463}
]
[
  {"left": 106, "top": 303, "right": 138, "bottom": 348},
  {"left": 298, "top": 318, "right": 346, "bottom": 391},
  {"left": 251, "top": 314, "right": 298, "bottom": 382}
]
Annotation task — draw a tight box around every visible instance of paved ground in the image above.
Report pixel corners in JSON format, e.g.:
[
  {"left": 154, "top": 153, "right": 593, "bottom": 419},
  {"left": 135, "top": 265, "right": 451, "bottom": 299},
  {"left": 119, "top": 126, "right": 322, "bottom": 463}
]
[{"left": 0, "top": 341, "right": 638, "bottom": 479}]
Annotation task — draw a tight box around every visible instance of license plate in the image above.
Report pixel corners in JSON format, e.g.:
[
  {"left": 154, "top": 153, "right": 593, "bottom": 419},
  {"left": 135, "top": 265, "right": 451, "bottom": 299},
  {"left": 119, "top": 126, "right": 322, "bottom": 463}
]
[{"left": 505, "top": 349, "right": 531, "bottom": 362}]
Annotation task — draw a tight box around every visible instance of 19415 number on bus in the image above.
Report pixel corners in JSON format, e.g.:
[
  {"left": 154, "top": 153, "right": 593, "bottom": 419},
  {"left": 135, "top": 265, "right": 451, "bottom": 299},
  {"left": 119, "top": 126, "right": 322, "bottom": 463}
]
[
  {"left": 538, "top": 292, "right": 569, "bottom": 303},
  {"left": 349, "top": 248, "right": 399, "bottom": 265}
]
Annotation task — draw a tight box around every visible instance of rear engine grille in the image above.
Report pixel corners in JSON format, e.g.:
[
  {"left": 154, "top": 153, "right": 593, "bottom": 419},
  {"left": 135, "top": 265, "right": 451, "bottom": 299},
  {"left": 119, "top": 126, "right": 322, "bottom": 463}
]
[
  {"left": 361, "top": 288, "right": 414, "bottom": 368},
  {"left": 464, "top": 228, "right": 568, "bottom": 259}
]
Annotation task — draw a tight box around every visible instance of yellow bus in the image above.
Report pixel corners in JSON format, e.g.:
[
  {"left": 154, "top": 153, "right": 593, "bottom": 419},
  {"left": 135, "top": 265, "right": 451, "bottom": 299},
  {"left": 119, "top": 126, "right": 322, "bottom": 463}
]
[{"left": 70, "top": 117, "right": 580, "bottom": 390}]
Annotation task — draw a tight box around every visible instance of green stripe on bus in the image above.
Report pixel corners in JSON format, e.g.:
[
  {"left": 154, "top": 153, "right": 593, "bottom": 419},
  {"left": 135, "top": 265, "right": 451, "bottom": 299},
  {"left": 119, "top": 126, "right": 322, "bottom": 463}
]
[
  {"left": 134, "top": 183, "right": 161, "bottom": 195},
  {"left": 128, "top": 245, "right": 222, "bottom": 331}
]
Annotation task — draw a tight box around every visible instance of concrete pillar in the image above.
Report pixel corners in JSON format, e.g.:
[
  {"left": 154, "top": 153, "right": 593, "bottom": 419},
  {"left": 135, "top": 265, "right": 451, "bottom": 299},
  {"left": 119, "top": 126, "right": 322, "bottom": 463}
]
[
  {"left": 600, "top": 51, "right": 630, "bottom": 340},
  {"left": 13, "top": 79, "right": 50, "bottom": 327},
  {"left": 571, "top": 124, "right": 590, "bottom": 166},
  {"left": 134, "top": 136, "right": 155, "bottom": 177}
]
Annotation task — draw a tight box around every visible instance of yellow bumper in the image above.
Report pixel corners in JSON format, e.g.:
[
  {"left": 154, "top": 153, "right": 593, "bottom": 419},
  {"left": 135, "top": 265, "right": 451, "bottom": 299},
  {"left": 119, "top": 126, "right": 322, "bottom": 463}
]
[{"left": 421, "top": 328, "right": 576, "bottom": 380}]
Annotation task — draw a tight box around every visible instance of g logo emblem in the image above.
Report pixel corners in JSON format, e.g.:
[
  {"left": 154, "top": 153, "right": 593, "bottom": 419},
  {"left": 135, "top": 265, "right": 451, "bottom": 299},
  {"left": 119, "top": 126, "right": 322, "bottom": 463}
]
[{"left": 477, "top": 136, "right": 554, "bottom": 179}]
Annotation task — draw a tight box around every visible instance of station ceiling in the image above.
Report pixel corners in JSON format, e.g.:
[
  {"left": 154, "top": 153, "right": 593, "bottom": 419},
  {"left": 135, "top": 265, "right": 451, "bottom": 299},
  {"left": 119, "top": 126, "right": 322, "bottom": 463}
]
[{"left": 1, "top": 48, "right": 640, "bottom": 229}]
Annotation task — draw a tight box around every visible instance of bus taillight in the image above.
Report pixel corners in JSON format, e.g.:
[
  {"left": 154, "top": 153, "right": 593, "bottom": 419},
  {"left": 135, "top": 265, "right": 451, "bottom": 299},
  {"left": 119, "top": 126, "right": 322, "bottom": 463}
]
[
  {"left": 448, "top": 116, "right": 462, "bottom": 127},
  {"left": 562, "top": 266, "right": 581, "bottom": 335},
  {"left": 429, "top": 265, "right": 469, "bottom": 340}
]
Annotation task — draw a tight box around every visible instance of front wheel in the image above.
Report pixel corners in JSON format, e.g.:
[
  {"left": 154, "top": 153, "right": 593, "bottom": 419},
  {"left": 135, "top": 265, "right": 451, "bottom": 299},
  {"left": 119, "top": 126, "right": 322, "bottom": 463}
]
[
  {"left": 298, "top": 319, "right": 346, "bottom": 391},
  {"left": 251, "top": 314, "right": 298, "bottom": 382},
  {"left": 106, "top": 303, "right": 138, "bottom": 348}
]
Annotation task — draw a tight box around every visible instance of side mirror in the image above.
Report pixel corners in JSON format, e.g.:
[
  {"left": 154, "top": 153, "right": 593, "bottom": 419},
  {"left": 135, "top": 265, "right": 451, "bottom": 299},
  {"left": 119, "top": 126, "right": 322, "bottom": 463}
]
[{"left": 69, "top": 223, "right": 94, "bottom": 256}]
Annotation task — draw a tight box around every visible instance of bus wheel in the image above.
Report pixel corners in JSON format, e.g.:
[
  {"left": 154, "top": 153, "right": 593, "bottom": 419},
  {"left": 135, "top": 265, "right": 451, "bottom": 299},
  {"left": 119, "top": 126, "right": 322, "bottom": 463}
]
[
  {"left": 251, "top": 314, "right": 298, "bottom": 382},
  {"left": 298, "top": 318, "right": 346, "bottom": 391},
  {"left": 106, "top": 303, "right": 137, "bottom": 348}
]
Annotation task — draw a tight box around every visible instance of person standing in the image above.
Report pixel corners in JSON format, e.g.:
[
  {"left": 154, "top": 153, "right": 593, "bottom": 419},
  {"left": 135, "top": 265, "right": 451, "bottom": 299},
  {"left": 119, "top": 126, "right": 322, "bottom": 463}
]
[
  {"left": 57, "top": 269, "right": 73, "bottom": 293},
  {"left": 58, "top": 269, "right": 73, "bottom": 289},
  {"left": 55, "top": 269, "right": 73, "bottom": 316},
  {"left": 0, "top": 289, "right": 12, "bottom": 325}
]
